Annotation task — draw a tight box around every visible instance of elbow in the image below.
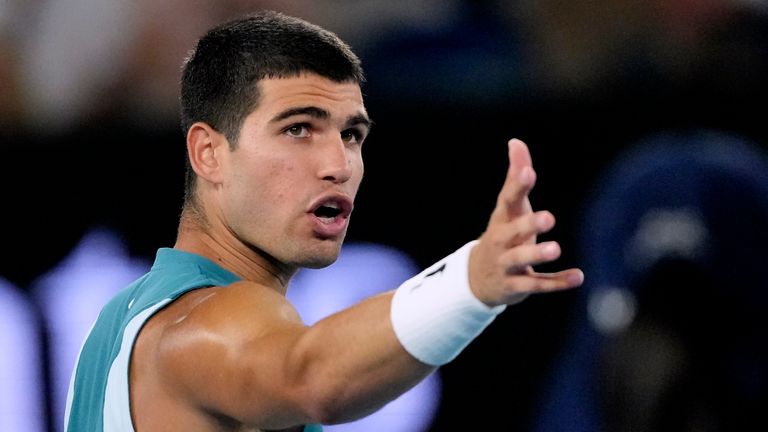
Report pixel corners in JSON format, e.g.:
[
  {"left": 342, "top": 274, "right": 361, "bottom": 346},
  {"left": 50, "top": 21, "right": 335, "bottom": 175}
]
[
  {"left": 282, "top": 333, "right": 392, "bottom": 424},
  {"left": 294, "top": 372, "right": 381, "bottom": 425},
  {"left": 283, "top": 344, "right": 351, "bottom": 424},
  {"left": 297, "top": 377, "right": 352, "bottom": 424}
]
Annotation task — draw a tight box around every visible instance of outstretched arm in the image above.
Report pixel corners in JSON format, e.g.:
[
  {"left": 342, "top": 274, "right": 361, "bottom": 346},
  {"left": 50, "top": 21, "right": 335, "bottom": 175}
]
[{"left": 157, "top": 138, "right": 582, "bottom": 429}]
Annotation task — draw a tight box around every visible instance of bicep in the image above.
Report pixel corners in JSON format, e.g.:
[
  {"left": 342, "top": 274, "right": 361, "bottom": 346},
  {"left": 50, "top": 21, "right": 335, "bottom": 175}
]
[{"left": 156, "top": 283, "right": 315, "bottom": 427}]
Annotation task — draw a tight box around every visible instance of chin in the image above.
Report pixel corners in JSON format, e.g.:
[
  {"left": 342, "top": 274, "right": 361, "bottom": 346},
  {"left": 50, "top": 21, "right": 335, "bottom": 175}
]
[
  {"left": 294, "top": 242, "right": 342, "bottom": 269},
  {"left": 297, "top": 254, "right": 338, "bottom": 269}
]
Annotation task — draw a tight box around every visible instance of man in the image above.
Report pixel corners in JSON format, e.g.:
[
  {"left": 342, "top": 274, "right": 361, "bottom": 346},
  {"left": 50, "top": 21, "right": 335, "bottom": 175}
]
[{"left": 65, "top": 11, "right": 583, "bottom": 432}]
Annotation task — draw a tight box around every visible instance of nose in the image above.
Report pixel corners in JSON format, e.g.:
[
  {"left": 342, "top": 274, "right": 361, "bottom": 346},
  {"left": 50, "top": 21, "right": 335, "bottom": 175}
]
[{"left": 317, "top": 138, "right": 353, "bottom": 184}]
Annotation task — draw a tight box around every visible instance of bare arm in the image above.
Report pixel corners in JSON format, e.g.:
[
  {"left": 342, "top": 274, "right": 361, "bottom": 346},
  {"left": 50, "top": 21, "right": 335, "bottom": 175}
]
[
  {"left": 158, "top": 283, "right": 428, "bottom": 428},
  {"left": 157, "top": 138, "right": 582, "bottom": 429}
]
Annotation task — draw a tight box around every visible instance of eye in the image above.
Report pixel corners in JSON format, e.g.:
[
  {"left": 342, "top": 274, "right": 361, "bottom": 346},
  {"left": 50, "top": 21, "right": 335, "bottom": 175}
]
[
  {"left": 284, "top": 124, "right": 310, "bottom": 138},
  {"left": 341, "top": 128, "right": 364, "bottom": 145}
]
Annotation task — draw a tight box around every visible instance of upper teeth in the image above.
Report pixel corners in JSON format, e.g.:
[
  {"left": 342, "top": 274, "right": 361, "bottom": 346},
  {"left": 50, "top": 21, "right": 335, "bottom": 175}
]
[{"left": 324, "top": 202, "right": 339, "bottom": 209}]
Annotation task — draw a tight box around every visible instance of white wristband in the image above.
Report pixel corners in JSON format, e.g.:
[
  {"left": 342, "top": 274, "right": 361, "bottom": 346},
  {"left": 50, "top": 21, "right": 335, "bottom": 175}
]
[{"left": 390, "top": 240, "right": 506, "bottom": 366}]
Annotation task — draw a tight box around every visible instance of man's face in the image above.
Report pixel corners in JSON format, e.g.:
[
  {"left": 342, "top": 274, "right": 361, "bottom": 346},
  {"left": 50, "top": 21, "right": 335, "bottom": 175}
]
[{"left": 217, "top": 73, "right": 369, "bottom": 269}]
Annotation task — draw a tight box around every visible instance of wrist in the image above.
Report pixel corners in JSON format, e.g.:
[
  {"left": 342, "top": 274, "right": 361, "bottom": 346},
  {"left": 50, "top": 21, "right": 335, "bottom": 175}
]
[{"left": 390, "top": 241, "right": 506, "bottom": 366}]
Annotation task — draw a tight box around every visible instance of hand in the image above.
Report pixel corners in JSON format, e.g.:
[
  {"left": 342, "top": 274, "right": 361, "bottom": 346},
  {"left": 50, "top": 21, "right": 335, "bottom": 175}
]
[{"left": 469, "top": 139, "right": 584, "bottom": 307}]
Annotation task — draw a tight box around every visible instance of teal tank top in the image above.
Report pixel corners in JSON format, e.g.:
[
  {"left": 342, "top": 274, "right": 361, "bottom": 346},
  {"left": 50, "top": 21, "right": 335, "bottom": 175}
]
[{"left": 64, "top": 248, "right": 323, "bottom": 432}]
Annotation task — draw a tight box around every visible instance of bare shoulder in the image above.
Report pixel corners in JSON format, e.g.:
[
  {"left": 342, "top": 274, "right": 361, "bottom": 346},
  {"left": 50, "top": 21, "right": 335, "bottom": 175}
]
[
  {"left": 136, "top": 282, "right": 300, "bottom": 378},
  {"left": 130, "top": 282, "right": 309, "bottom": 426},
  {"left": 154, "top": 281, "right": 305, "bottom": 352}
]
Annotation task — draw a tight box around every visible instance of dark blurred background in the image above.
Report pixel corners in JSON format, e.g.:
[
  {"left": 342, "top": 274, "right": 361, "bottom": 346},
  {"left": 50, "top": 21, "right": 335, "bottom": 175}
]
[{"left": 2, "top": 1, "right": 767, "bottom": 431}]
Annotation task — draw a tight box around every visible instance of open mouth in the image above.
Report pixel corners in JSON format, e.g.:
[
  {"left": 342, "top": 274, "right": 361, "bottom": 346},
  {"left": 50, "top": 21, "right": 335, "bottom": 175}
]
[
  {"left": 313, "top": 202, "right": 343, "bottom": 221},
  {"left": 308, "top": 195, "right": 353, "bottom": 225}
]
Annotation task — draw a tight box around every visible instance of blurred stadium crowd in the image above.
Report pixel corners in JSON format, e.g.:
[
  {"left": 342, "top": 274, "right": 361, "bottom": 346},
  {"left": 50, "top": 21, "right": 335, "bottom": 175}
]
[{"left": 2, "top": 1, "right": 767, "bottom": 431}]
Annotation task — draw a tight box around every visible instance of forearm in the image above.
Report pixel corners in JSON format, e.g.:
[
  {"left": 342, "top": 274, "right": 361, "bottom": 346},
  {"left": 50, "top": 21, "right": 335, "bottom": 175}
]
[
  {"left": 287, "top": 291, "right": 434, "bottom": 424},
  {"left": 287, "top": 241, "right": 505, "bottom": 423}
]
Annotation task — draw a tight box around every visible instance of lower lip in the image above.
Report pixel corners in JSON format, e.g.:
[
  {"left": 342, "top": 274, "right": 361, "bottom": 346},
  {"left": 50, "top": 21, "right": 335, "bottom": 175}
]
[{"left": 308, "top": 214, "right": 349, "bottom": 238}]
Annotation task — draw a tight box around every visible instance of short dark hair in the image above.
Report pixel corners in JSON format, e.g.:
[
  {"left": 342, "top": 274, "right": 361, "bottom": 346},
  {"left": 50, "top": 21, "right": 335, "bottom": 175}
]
[{"left": 179, "top": 11, "right": 365, "bottom": 209}]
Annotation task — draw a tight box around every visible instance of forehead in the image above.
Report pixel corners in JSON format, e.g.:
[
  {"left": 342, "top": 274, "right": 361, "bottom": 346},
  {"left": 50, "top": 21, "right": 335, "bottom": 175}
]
[{"left": 254, "top": 74, "right": 366, "bottom": 119}]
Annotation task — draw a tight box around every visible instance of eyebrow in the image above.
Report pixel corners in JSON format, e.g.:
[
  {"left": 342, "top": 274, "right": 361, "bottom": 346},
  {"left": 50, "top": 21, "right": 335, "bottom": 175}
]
[
  {"left": 347, "top": 113, "right": 373, "bottom": 131},
  {"left": 270, "top": 106, "right": 373, "bottom": 130},
  {"left": 270, "top": 106, "right": 330, "bottom": 123}
]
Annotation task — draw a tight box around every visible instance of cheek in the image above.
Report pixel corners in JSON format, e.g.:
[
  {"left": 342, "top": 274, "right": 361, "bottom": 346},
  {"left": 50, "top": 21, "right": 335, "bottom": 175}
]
[
  {"left": 352, "top": 154, "right": 364, "bottom": 188},
  {"left": 260, "top": 158, "right": 301, "bottom": 203},
  {"left": 244, "top": 149, "right": 294, "bottom": 179},
  {"left": 229, "top": 154, "right": 292, "bottom": 203}
]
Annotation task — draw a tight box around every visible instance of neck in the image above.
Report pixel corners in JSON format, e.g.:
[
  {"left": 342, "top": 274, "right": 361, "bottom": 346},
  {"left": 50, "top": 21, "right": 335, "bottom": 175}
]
[{"left": 174, "top": 208, "right": 296, "bottom": 294}]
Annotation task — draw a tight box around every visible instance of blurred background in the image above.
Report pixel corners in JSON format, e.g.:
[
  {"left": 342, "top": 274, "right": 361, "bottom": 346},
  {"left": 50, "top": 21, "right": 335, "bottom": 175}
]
[{"left": 2, "top": 0, "right": 767, "bottom": 431}]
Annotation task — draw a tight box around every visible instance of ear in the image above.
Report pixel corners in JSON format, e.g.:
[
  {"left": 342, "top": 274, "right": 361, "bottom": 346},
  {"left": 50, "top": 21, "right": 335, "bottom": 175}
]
[{"left": 186, "top": 122, "right": 229, "bottom": 185}]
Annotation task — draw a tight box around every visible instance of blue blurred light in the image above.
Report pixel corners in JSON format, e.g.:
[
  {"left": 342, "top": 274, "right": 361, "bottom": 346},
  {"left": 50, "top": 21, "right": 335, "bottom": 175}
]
[
  {"left": 32, "top": 228, "right": 149, "bottom": 432},
  {"left": 0, "top": 277, "right": 45, "bottom": 432}
]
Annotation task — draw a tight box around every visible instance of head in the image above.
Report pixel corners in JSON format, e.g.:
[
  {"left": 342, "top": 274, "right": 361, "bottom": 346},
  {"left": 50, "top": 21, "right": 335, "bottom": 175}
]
[
  {"left": 181, "top": 10, "right": 365, "bottom": 202},
  {"left": 179, "top": 11, "right": 370, "bottom": 270}
]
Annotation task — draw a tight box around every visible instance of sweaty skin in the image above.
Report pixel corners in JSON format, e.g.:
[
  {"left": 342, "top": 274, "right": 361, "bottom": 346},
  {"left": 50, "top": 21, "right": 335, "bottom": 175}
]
[{"left": 128, "top": 74, "right": 582, "bottom": 431}]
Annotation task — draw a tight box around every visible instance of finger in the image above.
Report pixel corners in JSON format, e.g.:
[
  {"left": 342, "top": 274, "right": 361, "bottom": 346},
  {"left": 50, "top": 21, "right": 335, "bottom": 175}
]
[
  {"left": 508, "top": 138, "right": 533, "bottom": 172},
  {"left": 504, "top": 268, "right": 585, "bottom": 295},
  {"left": 487, "top": 210, "right": 555, "bottom": 249},
  {"left": 491, "top": 139, "right": 535, "bottom": 223},
  {"left": 498, "top": 241, "right": 562, "bottom": 274},
  {"left": 489, "top": 163, "right": 536, "bottom": 225}
]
